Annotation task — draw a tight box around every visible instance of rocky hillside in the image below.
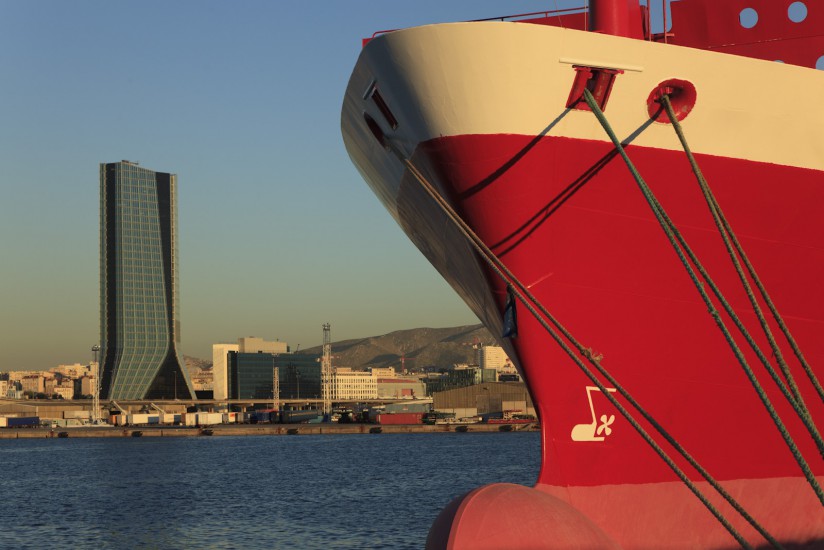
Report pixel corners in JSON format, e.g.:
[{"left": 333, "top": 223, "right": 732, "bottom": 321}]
[
  {"left": 184, "top": 355, "right": 213, "bottom": 389},
  {"left": 301, "top": 324, "right": 498, "bottom": 371},
  {"left": 184, "top": 355, "right": 211, "bottom": 372}
]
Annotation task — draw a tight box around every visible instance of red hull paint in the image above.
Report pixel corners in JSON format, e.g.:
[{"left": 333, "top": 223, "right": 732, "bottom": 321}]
[
  {"left": 427, "top": 478, "right": 824, "bottom": 549},
  {"left": 344, "top": 4, "right": 824, "bottom": 546},
  {"left": 427, "top": 483, "right": 620, "bottom": 550},
  {"left": 537, "top": 478, "right": 824, "bottom": 549},
  {"left": 407, "top": 133, "right": 824, "bottom": 545}
]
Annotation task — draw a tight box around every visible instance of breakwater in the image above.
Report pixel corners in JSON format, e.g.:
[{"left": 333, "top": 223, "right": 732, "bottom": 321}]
[{"left": 0, "top": 422, "right": 538, "bottom": 439}]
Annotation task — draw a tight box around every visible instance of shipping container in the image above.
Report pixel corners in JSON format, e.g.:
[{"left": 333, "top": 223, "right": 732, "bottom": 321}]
[
  {"left": 161, "top": 413, "right": 180, "bottom": 424},
  {"left": 6, "top": 416, "right": 40, "bottom": 428},
  {"left": 384, "top": 402, "right": 432, "bottom": 414},
  {"left": 183, "top": 413, "right": 198, "bottom": 426},
  {"left": 196, "top": 412, "right": 223, "bottom": 426},
  {"left": 375, "top": 412, "right": 424, "bottom": 425},
  {"left": 0, "top": 417, "right": 7, "bottom": 428},
  {"left": 128, "top": 414, "right": 150, "bottom": 425}
]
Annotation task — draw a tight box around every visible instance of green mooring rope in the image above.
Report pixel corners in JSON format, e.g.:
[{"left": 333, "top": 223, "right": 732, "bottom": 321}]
[
  {"left": 588, "top": 94, "right": 824, "bottom": 460},
  {"left": 659, "top": 93, "right": 824, "bottom": 412},
  {"left": 582, "top": 87, "right": 824, "bottom": 510},
  {"left": 375, "top": 136, "right": 773, "bottom": 549}
]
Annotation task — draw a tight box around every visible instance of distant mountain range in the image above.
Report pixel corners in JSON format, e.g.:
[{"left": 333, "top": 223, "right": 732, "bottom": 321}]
[{"left": 184, "top": 324, "right": 499, "bottom": 373}]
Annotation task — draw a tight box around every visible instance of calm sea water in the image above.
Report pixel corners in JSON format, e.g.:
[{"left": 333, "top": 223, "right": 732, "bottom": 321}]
[{"left": 0, "top": 432, "right": 540, "bottom": 549}]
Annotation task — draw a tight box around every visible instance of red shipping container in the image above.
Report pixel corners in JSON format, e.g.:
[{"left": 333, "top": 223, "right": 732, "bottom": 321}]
[{"left": 375, "top": 412, "right": 424, "bottom": 425}]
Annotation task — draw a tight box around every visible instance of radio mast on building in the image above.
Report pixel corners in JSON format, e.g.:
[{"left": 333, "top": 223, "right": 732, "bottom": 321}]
[{"left": 321, "top": 323, "right": 332, "bottom": 417}]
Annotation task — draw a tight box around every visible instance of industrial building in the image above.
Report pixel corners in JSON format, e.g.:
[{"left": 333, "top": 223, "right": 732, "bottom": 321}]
[
  {"left": 99, "top": 160, "right": 195, "bottom": 400},
  {"left": 376, "top": 376, "right": 426, "bottom": 400},
  {"left": 432, "top": 382, "right": 534, "bottom": 420}
]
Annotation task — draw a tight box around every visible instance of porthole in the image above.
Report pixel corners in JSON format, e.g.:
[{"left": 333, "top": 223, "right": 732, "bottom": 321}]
[
  {"left": 817, "top": 56, "right": 824, "bottom": 71},
  {"left": 788, "top": 2, "right": 807, "bottom": 23},
  {"left": 774, "top": 60, "right": 785, "bottom": 63},
  {"left": 739, "top": 7, "right": 758, "bottom": 29}
]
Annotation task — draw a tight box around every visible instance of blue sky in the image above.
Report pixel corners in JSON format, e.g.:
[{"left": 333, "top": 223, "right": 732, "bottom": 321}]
[{"left": 1, "top": 1, "right": 593, "bottom": 370}]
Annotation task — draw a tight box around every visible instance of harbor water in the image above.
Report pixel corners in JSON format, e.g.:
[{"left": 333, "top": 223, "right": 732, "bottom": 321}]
[{"left": 0, "top": 431, "right": 540, "bottom": 549}]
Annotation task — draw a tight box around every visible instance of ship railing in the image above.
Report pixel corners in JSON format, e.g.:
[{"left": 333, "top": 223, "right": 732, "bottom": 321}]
[
  {"left": 470, "top": 7, "right": 588, "bottom": 23},
  {"left": 365, "top": 6, "right": 589, "bottom": 43}
]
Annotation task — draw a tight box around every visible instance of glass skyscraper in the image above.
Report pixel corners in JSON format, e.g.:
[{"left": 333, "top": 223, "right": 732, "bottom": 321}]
[{"left": 99, "top": 161, "right": 195, "bottom": 400}]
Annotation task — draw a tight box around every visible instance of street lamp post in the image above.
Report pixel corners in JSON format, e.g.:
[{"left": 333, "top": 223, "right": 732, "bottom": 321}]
[
  {"left": 296, "top": 370, "right": 301, "bottom": 400},
  {"left": 91, "top": 345, "right": 100, "bottom": 424},
  {"left": 272, "top": 366, "right": 280, "bottom": 412}
]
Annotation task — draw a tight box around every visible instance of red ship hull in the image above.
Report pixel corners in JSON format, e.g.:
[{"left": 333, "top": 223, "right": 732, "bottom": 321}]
[
  {"left": 343, "top": 3, "right": 824, "bottom": 546},
  {"left": 405, "top": 133, "right": 824, "bottom": 547}
]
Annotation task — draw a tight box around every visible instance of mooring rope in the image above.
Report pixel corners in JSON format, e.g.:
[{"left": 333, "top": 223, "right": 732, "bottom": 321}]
[
  {"left": 368, "top": 129, "right": 776, "bottom": 549},
  {"left": 582, "top": 88, "right": 824, "bottom": 509},
  {"left": 580, "top": 94, "right": 824, "bottom": 460},
  {"left": 576, "top": 93, "right": 824, "bottom": 460},
  {"left": 659, "top": 94, "right": 824, "bottom": 409}
]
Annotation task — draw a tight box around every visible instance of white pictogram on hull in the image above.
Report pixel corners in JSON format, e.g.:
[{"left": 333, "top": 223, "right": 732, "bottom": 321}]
[{"left": 571, "top": 386, "right": 617, "bottom": 442}]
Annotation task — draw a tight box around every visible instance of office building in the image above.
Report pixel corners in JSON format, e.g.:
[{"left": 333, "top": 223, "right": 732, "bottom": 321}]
[
  {"left": 476, "top": 345, "right": 515, "bottom": 374},
  {"left": 227, "top": 351, "right": 321, "bottom": 400},
  {"left": 212, "top": 337, "right": 288, "bottom": 399},
  {"left": 99, "top": 161, "right": 195, "bottom": 400},
  {"left": 212, "top": 344, "right": 240, "bottom": 400},
  {"left": 331, "top": 367, "right": 378, "bottom": 401}
]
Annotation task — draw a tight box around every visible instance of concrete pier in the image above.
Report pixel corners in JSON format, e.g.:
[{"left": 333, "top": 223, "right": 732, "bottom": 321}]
[{"left": 0, "top": 422, "right": 538, "bottom": 439}]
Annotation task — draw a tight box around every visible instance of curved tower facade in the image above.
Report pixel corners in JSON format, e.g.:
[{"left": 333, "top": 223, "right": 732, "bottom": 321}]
[{"left": 99, "top": 161, "right": 195, "bottom": 400}]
